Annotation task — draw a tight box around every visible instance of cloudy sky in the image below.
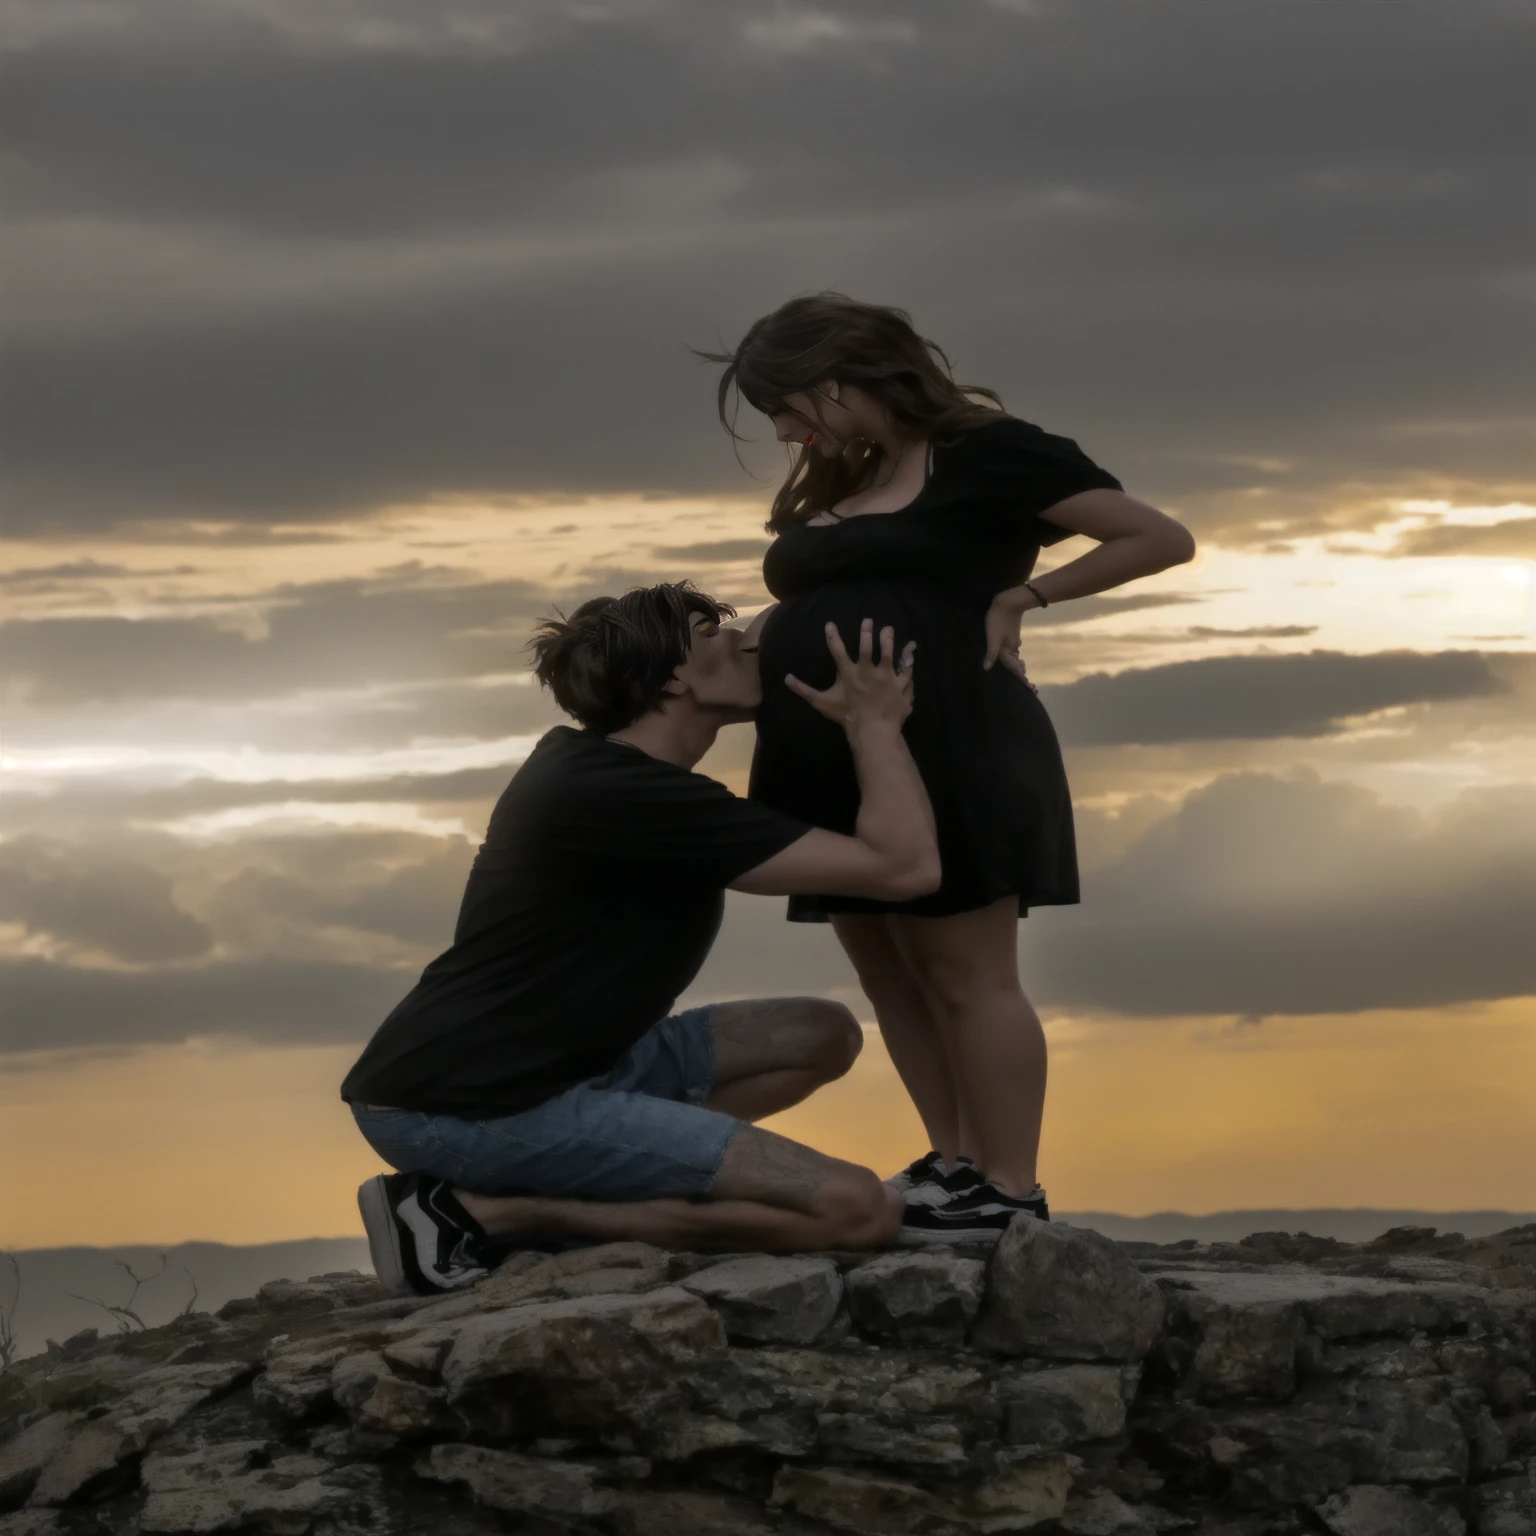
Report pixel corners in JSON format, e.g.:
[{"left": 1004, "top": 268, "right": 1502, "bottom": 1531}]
[{"left": 3, "top": 0, "right": 1534, "bottom": 1249}]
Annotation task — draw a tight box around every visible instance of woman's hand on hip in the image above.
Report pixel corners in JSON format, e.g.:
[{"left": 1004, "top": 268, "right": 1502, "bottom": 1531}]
[{"left": 983, "top": 587, "right": 1040, "bottom": 690}]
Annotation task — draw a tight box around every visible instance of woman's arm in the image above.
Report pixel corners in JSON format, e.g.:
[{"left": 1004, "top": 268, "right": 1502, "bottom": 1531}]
[{"left": 983, "top": 488, "right": 1195, "bottom": 670}]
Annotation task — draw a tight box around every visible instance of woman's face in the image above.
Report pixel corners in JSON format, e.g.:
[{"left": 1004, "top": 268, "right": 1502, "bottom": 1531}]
[{"left": 766, "top": 383, "right": 854, "bottom": 458}]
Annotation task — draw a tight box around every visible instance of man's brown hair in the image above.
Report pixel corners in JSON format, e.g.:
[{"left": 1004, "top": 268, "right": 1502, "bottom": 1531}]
[{"left": 528, "top": 582, "right": 736, "bottom": 734}]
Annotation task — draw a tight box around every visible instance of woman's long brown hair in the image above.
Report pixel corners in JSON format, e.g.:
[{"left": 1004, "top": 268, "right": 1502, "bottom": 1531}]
[{"left": 698, "top": 292, "right": 1005, "bottom": 533}]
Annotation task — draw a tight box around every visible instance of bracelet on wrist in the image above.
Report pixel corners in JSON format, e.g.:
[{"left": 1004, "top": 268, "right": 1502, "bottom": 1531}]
[{"left": 1022, "top": 579, "right": 1049, "bottom": 609}]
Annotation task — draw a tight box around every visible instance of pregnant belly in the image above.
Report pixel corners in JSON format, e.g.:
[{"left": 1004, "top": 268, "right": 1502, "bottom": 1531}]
[
  {"left": 759, "top": 582, "right": 980, "bottom": 693},
  {"left": 751, "top": 580, "right": 1061, "bottom": 849}
]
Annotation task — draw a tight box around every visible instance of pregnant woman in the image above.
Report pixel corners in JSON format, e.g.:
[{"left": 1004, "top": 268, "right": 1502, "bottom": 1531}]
[{"left": 706, "top": 294, "right": 1196, "bottom": 1243}]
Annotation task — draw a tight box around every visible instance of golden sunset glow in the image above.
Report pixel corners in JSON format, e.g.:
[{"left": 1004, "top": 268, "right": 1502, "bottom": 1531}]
[
  {"left": 6, "top": 2, "right": 1536, "bottom": 1286},
  {"left": 6, "top": 488, "right": 1536, "bottom": 1253},
  {"left": 5, "top": 998, "right": 1532, "bottom": 1252}
]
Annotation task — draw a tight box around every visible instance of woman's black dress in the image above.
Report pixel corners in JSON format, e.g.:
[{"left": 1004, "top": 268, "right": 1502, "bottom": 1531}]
[{"left": 751, "top": 415, "right": 1121, "bottom": 922}]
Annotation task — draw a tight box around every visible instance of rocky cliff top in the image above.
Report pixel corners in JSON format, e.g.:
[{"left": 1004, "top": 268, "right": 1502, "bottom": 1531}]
[{"left": 1, "top": 1221, "right": 1532, "bottom": 1536}]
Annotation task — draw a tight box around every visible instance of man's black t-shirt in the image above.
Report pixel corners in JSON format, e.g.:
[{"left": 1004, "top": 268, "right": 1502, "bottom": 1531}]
[{"left": 340, "top": 727, "right": 810, "bottom": 1118}]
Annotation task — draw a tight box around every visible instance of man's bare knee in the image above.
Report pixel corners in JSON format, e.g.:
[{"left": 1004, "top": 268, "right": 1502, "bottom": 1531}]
[
  {"left": 816, "top": 1167, "right": 902, "bottom": 1248},
  {"left": 712, "top": 997, "right": 859, "bottom": 1086},
  {"left": 807, "top": 998, "right": 862, "bottom": 1081},
  {"left": 780, "top": 996, "right": 859, "bottom": 1080}
]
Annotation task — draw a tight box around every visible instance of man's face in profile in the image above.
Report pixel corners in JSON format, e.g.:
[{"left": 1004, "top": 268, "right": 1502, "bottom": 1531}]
[{"left": 670, "top": 608, "right": 763, "bottom": 718}]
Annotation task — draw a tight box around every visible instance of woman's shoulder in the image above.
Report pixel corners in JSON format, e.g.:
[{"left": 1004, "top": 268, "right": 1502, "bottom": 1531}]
[
  {"left": 939, "top": 412, "right": 1078, "bottom": 460},
  {"left": 936, "top": 413, "right": 1120, "bottom": 491}
]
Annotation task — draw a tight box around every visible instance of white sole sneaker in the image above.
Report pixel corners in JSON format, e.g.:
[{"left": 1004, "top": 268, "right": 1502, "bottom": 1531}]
[
  {"left": 894, "top": 1212, "right": 1010, "bottom": 1245},
  {"left": 358, "top": 1175, "right": 410, "bottom": 1295}
]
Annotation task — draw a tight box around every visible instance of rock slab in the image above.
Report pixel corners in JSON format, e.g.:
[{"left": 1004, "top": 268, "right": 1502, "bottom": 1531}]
[
  {"left": 2, "top": 1222, "right": 1530, "bottom": 1536},
  {"left": 844, "top": 1250, "right": 986, "bottom": 1342},
  {"left": 1316, "top": 1482, "right": 1467, "bottom": 1536},
  {"left": 680, "top": 1254, "right": 842, "bottom": 1344},
  {"left": 974, "top": 1218, "right": 1165, "bottom": 1361}
]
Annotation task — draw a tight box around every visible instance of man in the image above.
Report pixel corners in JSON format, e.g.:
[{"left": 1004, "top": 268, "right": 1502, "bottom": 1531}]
[{"left": 342, "top": 582, "right": 948, "bottom": 1295}]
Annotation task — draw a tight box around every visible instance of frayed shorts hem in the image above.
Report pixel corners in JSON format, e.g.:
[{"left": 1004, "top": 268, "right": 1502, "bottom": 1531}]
[{"left": 351, "top": 1004, "right": 743, "bottom": 1204}]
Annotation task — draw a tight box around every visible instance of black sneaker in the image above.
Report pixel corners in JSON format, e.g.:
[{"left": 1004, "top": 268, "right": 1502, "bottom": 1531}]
[
  {"left": 358, "top": 1173, "right": 488, "bottom": 1296},
  {"left": 894, "top": 1180, "right": 1050, "bottom": 1246},
  {"left": 885, "top": 1151, "right": 945, "bottom": 1195},
  {"left": 903, "top": 1156, "right": 987, "bottom": 1209}
]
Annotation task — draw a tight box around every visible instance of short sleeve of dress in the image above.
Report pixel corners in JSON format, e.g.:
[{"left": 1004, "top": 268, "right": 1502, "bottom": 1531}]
[{"left": 940, "top": 416, "right": 1123, "bottom": 546}]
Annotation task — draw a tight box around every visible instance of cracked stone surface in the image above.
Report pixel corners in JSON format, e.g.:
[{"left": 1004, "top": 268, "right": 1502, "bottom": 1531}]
[{"left": 1, "top": 1220, "right": 1530, "bottom": 1535}]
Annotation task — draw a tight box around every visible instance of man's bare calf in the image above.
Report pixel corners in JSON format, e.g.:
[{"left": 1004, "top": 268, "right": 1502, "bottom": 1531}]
[
  {"left": 455, "top": 1125, "right": 903, "bottom": 1252},
  {"left": 451, "top": 994, "right": 900, "bottom": 1253}
]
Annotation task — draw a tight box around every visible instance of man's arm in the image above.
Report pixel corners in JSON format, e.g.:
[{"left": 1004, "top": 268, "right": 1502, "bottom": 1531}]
[{"left": 731, "top": 619, "right": 940, "bottom": 901}]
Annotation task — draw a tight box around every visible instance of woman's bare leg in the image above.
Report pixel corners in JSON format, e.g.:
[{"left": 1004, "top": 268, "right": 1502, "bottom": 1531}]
[
  {"left": 890, "top": 897, "right": 1046, "bottom": 1197},
  {"left": 830, "top": 914, "right": 964, "bottom": 1166}
]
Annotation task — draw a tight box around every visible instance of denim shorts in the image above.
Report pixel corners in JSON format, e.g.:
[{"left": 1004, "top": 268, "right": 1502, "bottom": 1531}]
[{"left": 351, "top": 1005, "right": 743, "bottom": 1203}]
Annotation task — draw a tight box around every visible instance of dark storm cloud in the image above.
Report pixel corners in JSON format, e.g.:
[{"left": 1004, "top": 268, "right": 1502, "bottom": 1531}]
[
  {"left": 0, "top": 839, "right": 212, "bottom": 963},
  {"left": 203, "top": 832, "right": 474, "bottom": 952},
  {"left": 1021, "top": 772, "right": 1536, "bottom": 1016},
  {"left": 1387, "top": 519, "right": 1536, "bottom": 558},
  {"left": 0, "top": 560, "right": 1189, "bottom": 729},
  {"left": 1184, "top": 625, "right": 1317, "bottom": 641},
  {"left": 0, "top": 907, "right": 857, "bottom": 1058},
  {"left": 0, "top": 572, "right": 553, "bottom": 706},
  {"left": 710, "top": 769, "right": 1536, "bottom": 1020},
  {"left": 1042, "top": 649, "right": 1503, "bottom": 746},
  {"left": 25, "top": 672, "right": 1499, "bottom": 849},
  {"left": 0, "top": 824, "right": 472, "bottom": 1000},
  {"left": 1, "top": 668, "right": 564, "bottom": 758},
  {"left": 3, "top": 551, "right": 1503, "bottom": 746},
  {"left": 0, "top": 957, "right": 408, "bottom": 1055},
  {"left": 3, "top": 0, "right": 1533, "bottom": 531},
  {"left": 4, "top": 765, "right": 1533, "bottom": 1053},
  {"left": 1, "top": 766, "right": 512, "bottom": 832},
  {"left": 0, "top": 560, "right": 201, "bottom": 585},
  {"left": 652, "top": 539, "right": 771, "bottom": 562},
  {"left": 1006, "top": 594, "right": 1200, "bottom": 629},
  {"left": 0, "top": 822, "right": 470, "bottom": 1053}
]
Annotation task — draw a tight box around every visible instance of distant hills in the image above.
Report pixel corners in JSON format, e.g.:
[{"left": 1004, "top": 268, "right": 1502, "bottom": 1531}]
[
  {"left": 1057, "top": 1208, "right": 1534, "bottom": 1245},
  {"left": 6, "top": 1210, "right": 1531, "bottom": 1362}
]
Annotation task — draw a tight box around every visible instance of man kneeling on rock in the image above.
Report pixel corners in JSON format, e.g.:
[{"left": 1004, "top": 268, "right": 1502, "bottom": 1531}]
[{"left": 342, "top": 582, "right": 939, "bottom": 1294}]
